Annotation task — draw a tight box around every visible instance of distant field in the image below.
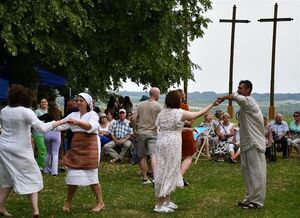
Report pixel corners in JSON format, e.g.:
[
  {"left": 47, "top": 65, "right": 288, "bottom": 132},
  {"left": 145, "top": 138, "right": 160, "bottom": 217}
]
[{"left": 91, "top": 91, "right": 299, "bottom": 118}]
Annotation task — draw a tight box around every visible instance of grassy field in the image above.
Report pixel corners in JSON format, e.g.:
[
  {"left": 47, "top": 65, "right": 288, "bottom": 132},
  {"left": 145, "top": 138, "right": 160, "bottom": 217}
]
[{"left": 4, "top": 154, "right": 300, "bottom": 218}]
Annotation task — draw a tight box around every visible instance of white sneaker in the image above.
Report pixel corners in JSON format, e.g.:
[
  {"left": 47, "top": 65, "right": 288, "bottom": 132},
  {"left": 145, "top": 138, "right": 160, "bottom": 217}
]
[
  {"left": 153, "top": 205, "right": 174, "bottom": 213},
  {"left": 142, "top": 179, "right": 152, "bottom": 184},
  {"left": 164, "top": 201, "right": 178, "bottom": 209}
]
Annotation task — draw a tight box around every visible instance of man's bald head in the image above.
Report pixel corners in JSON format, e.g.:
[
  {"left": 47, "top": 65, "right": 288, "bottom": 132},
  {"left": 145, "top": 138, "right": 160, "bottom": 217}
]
[{"left": 149, "top": 87, "right": 160, "bottom": 101}]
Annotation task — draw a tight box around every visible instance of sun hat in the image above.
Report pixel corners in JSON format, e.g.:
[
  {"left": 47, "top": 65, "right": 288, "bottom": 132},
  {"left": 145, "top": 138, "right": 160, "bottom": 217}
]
[{"left": 215, "top": 110, "right": 223, "bottom": 116}]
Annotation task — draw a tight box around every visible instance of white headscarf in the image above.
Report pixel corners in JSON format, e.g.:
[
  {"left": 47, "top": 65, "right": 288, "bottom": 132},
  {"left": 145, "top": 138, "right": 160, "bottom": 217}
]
[{"left": 78, "top": 92, "right": 93, "bottom": 111}]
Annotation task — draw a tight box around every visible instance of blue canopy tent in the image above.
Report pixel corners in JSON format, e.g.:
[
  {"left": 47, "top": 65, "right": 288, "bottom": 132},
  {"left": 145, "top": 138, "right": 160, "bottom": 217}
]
[
  {"left": 35, "top": 67, "right": 66, "bottom": 87},
  {"left": 0, "top": 65, "right": 10, "bottom": 100},
  {"left": 0, "top": 79, "right": 9, "bottom": 100},
  {"left": 0, "top": 67, "right": 66, "bottom": 99}
]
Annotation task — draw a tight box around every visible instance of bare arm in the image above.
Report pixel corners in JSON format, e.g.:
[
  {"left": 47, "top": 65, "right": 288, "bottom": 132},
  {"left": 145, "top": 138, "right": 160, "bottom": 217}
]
[
  {"left": 129, "top": 112, "right": 137, "bottom": 131},
  {"left": 68, "top": 118, "right": 92, "bottom": 130},
  {"left": 225, "top": 124, "right": 235, "bottom": 137},
  {"left": 99, "top": 130, "right": 110, "bottom": 136},
  {"left": 217, "top": 94, "right": 234, "bottom": 102},
  {"left": 280, "top": 131, "right": 288, "bottom": 138},
  {"left": 184, "top": 120, "right": 193, "bottom": 127},
  {"left": 112, "top": 133, "right": 132, "bottom": 145},
  {"left": 216, "top": 125, "right": 223, "bottom": 138},
  {"left": 268, "top": 128, "right": 273, "bottom": 146},
  {"left": 181, "top": 99, "right": 220, "bottom": 121},
  {"left": 52, "top": 119, "right": 69, "bottom": 129}
]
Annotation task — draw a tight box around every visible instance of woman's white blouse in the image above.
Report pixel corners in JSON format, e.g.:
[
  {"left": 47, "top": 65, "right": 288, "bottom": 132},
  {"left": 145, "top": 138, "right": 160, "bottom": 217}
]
[{"left": 55, "top": 111, "right": 99, "bottom": 134}]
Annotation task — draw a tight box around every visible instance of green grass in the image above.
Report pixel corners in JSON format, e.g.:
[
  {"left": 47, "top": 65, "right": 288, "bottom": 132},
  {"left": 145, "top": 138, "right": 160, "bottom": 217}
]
[{"left": 4, "top": 154, "right": 300, "bottom": 217}]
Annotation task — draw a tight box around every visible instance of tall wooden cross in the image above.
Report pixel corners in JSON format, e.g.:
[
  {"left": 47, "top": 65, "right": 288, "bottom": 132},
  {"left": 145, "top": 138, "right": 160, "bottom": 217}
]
[
  {"left": 258, "top": 3, "right": 293, "bottom": 120},
  {"left": 220, "top": 5, "right": 250, "bottom": 118}
]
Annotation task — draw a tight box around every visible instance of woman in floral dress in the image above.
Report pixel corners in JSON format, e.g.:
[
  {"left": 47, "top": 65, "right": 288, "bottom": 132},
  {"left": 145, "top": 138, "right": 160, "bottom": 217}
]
[{"left": 154, "top": 90, "right": 219, "bottom": 213}]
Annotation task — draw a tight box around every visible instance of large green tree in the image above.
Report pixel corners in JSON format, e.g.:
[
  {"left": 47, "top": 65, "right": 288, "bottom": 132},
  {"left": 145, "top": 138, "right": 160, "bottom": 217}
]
[{"left": 0, "top": 0, "right": 212, "bottom": 97}]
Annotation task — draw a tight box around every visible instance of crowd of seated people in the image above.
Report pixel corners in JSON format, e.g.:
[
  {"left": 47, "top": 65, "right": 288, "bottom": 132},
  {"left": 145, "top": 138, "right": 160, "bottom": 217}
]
[
  {"left": 98, "top": 95, "right": 139, "bottom": 164},
  {"left": 98, "top": 94, "right": 300, "bottom": 164},
  {"left": 289, "top": 111, "right": 300, "bottom": 157},
  {"left": 193, "top": 110, "right": 300, "bottom": 163},
  {"left": 194, "top": 111, "right": 240, "bottom": 163},
  {"left": 251, "top": 112, "right": 300, "bottom": 161}
]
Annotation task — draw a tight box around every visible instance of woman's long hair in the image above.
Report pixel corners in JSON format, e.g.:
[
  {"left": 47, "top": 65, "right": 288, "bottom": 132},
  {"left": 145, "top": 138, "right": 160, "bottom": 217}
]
[
  {"left": 48, "top": 101, "right": 61, "bottom": 121},
  {"left": 124, "top": 96, "right": 133, "bottom": 114}
]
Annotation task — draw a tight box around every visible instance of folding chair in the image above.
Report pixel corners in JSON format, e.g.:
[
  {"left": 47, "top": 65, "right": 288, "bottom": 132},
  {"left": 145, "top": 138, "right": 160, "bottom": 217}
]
[
  {"left": 193, "top": 126, "right": 212, "bottom": 163},
  {"left": 194, "top": 137, "right": 209, "bottom": 163}
]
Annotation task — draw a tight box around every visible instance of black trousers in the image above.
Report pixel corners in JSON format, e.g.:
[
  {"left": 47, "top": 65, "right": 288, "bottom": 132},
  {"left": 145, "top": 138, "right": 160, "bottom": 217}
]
[{"left": 275, "top": 137, "right": 288, "bottom": 158}]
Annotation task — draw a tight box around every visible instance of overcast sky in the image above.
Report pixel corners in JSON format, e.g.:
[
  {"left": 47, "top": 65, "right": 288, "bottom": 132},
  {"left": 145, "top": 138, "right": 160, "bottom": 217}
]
[{"left": 122, "top": 0, "right": 300, "bottom": 94}]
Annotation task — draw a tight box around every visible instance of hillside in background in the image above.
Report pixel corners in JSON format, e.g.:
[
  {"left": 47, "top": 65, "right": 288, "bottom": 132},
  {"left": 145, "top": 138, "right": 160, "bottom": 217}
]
[
  {"left": 116, "top": 91, "right": 300, "bottom": 116},
  {"left": 118, "top": 91, "right": 300, "bottom": 102}
]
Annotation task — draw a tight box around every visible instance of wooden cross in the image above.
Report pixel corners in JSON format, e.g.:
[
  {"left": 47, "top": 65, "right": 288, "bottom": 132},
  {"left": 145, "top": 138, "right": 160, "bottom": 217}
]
[
  {"left": 220, "top": 5, "right": 250, "bottom": 118},
  {"left": 258, "top": 3, "right": 293, "bottom": 120}
]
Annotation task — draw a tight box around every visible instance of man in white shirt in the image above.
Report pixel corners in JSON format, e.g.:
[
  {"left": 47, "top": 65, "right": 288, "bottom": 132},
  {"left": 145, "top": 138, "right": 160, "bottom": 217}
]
[
  {"left": 218, "top": 80, "right": 266, "bottom": 209},
  {"left": 269, "top": 113, "right": 289, "bottom": 159}
]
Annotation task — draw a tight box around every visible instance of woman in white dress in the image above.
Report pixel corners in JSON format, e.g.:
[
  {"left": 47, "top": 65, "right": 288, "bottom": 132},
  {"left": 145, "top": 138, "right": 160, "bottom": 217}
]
[
  {"left": 0, "top": 84, "right": 66, "bottom": 217},
  {"left": 154, "top": 90, "right": 219, "bottom": 213},
  {"left": 55, "top": 93, "right": 105, "bottom": 213}
]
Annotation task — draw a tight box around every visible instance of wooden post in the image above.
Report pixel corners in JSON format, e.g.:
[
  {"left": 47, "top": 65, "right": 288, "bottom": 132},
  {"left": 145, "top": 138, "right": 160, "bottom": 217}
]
[
  {"left": 183, "top": 0, "right": 189, "bottom": 104},
  {"left": 258, "top": 3, "right": 293, "bottom": 120},
  {"left": 220, "top": 5, "right": 250, "bottom": 118}
]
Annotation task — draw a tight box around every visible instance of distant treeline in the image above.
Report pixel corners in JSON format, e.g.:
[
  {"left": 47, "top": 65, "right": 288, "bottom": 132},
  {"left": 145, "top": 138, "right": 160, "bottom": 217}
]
[
  {"left": 116, "top": 91, "right": 300, "bottom": 116},
  {"left": 118, "top": 91, "right": 300, "bottom": 102}
]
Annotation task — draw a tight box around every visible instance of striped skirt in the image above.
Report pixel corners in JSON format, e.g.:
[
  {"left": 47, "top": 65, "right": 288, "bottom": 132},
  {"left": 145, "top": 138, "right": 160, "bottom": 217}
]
[{"left": 62, "top": 132, "right": 98, "bottom": 170}]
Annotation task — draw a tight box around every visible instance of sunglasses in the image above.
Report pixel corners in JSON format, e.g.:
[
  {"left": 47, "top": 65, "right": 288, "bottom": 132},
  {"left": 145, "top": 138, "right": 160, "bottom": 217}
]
[{"left": 294, "top": 114, "right": 299, "bottom": 117}]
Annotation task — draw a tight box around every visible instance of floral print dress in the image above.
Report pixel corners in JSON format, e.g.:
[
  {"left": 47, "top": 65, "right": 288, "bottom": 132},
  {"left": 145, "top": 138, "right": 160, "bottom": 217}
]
[{"left": 154, "top": 108, "right": 184, "bottom": 198}]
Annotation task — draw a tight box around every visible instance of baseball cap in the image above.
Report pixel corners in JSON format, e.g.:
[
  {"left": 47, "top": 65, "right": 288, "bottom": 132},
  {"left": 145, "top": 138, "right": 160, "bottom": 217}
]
[
  {"left": 119, "top": 109, "right": 126, "bottom": 113},
  {"left": 139, "top": 95, "right": 149, "bottom": 102},
  {"left": 99, "top": 113, "right": 107, "bottom": 118}
]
